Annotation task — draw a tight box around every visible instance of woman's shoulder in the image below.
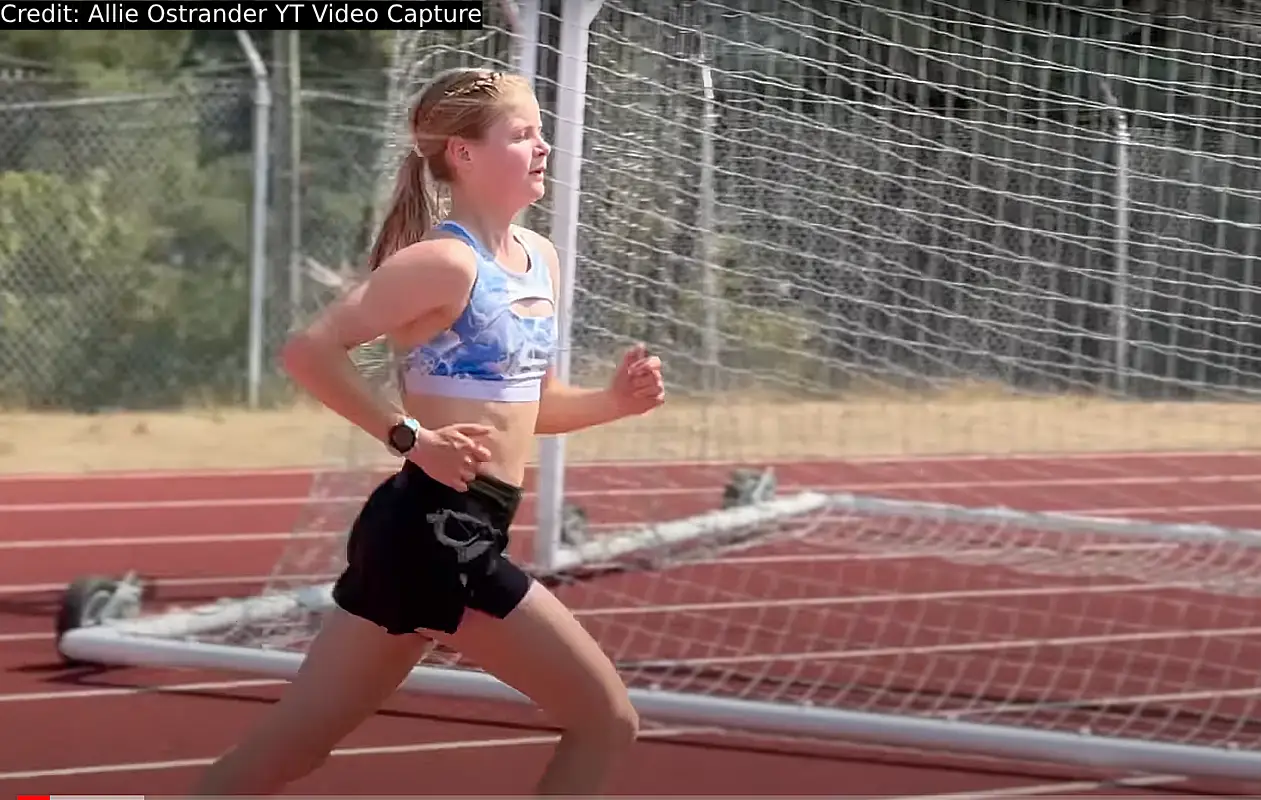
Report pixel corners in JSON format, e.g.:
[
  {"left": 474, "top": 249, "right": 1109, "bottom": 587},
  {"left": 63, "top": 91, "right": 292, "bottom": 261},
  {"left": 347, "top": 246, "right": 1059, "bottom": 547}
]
[{"left": 377, "top": 235, "right": 480, "bottom": 288}]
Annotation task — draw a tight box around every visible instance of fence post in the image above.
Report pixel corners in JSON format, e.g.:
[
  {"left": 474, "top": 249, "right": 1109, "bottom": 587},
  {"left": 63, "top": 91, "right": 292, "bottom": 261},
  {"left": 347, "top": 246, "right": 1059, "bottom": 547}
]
[
  {"left": 1098, "top": 78, "right": 1132, "bottom": 394},
  {"left": 698, "top": 29, "right": 719, "bottom": 392},
  {"left": 235, "top": 31, "right": 272, "bottom": 409}
]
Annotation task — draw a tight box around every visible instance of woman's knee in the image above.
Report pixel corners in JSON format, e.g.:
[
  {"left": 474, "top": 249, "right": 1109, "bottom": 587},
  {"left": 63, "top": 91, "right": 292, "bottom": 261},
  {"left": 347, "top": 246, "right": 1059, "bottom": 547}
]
[
  {"left": 565, "top": 689, "right": 640, "bottom": 748},
  {"left": 605, "top": 694, "right": 640, "bottom": 746}
]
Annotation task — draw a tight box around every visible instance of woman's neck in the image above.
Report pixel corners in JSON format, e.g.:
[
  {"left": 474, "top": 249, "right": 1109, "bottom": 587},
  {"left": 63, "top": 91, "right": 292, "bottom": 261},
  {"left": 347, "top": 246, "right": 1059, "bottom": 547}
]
[{"left": 445, "top": 196, "right": 518, "bottom": 259}]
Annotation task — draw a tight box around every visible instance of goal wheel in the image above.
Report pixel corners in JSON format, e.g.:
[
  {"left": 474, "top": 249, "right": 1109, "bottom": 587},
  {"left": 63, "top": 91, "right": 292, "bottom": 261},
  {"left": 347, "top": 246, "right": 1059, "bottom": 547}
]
[
  {"left": 55, "top": 573, "right": 148, "bottom": 664},
  {"left": 55, "top": 576, "right": 120, "bottom": 639},
  {"left": 560, "top": 502, "right": 589, "bottom": 547},
  {"left": 722, "top": 467, "right": 778, "bottom": 509}
]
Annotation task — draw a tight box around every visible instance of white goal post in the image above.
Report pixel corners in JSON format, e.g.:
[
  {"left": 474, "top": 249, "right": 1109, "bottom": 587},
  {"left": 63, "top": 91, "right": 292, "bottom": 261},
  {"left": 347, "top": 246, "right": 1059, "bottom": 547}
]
[{"left": 56, "top": 0, "right": 1261, "bottom": 784}]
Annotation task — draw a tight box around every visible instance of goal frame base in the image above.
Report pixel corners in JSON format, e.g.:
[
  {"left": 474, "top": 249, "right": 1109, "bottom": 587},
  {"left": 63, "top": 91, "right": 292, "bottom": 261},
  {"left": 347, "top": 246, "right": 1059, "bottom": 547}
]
[{"left": 56, "top": 620, "right": 1261, "bottom": 782}]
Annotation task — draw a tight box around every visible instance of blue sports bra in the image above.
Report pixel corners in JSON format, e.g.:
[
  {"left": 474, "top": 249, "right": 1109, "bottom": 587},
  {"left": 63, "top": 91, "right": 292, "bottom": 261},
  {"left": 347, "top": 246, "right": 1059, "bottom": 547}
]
[{"left": 399, "top": 220, "right": 557, "bottom": 403}]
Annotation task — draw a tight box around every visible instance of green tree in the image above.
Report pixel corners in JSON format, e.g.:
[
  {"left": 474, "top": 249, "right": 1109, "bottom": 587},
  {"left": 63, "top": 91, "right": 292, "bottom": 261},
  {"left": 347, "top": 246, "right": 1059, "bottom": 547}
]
[{"left": 0, "top": 29, "right": 401, "bottom": 409}]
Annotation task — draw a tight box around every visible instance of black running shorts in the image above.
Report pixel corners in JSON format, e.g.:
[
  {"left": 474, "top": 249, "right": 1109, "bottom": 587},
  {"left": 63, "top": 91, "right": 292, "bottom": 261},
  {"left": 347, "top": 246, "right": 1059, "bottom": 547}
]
[{"left": 331, "top": 460, "right": 533, "bottom": 636}]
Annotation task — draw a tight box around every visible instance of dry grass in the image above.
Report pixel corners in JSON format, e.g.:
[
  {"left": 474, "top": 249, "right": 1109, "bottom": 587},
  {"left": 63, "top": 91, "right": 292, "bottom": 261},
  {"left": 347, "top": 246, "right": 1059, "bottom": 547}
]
[{"left": 2, "top": 389, "right": 1259, "bottom": 475}]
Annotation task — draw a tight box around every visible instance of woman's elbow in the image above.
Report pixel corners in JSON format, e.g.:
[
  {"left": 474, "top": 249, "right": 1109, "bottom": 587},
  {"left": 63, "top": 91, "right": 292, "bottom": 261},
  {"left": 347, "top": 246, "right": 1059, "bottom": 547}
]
[{"left": 278, "top": 329, "right": 325, "bottom": 378}]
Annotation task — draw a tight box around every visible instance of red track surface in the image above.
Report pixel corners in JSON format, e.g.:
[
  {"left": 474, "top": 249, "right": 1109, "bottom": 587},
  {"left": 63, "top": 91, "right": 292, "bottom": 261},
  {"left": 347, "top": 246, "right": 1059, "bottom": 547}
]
[{"left": 2, "top": 452, "right": 1258, "bottom": 796}]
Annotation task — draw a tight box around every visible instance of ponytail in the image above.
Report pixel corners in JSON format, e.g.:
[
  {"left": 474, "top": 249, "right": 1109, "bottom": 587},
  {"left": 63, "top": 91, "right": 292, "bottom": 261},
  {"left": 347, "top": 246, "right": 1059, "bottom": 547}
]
[{"left": 365, "top": 149, "right": 432, "bottom": 272}]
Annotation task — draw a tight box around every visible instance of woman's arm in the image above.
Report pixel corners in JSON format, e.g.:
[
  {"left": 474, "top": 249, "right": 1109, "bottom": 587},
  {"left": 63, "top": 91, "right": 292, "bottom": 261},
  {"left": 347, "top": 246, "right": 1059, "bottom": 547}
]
[
  {"left": 534, "top": 373, "right": 626, "bottom": 435},
  {"left": 280, "top": 240, "right": 476, "bottom": 445},
  {"left": 535, "top": 344, "right": 665, "bottom": 435}
]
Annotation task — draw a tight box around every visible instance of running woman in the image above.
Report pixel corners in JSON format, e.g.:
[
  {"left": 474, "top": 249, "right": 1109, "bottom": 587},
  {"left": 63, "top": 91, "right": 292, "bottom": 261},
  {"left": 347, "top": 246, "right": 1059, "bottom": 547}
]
[{"left": 191, "top": 67, "right": 666, "bottom": 797}]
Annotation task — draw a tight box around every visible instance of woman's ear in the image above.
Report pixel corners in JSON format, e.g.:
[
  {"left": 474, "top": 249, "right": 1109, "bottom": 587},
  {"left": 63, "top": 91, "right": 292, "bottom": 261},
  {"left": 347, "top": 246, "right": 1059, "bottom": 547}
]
[{"left": 445, "top": 136, "right": 473, "bottom": 170}]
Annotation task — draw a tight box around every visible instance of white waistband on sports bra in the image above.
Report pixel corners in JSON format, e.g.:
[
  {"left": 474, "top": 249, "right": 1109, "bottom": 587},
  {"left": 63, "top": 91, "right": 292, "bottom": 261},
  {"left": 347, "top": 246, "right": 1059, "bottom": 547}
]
[{"left": 402, "top": 372, "right": 544, "bottom": 403}]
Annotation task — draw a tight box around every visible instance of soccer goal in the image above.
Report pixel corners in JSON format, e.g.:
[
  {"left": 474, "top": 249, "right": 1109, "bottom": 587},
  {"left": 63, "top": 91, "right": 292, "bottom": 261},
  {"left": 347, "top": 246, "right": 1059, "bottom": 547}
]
[{"left": 56, "top": 0, "right": 1261, "bottom": 783}]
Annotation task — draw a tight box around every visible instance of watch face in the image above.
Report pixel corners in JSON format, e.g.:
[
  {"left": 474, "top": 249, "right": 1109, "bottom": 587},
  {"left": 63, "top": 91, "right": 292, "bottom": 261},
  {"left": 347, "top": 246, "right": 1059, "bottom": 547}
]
[{"left": 390, "top": 423, "right": 416, "bottom": 453}]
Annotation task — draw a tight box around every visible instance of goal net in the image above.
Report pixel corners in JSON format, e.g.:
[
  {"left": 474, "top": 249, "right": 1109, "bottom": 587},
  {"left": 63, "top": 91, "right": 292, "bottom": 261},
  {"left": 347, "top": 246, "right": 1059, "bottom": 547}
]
[{"left": 58, "top": 0, "right": 1261, "bottom": 782}]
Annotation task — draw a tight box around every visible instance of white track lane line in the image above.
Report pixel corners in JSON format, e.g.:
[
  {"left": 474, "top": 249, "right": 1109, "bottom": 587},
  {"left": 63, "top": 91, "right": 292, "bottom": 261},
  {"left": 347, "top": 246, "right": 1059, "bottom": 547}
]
[
  {"left": 886, "top": 772, "right": 1185, "bottom": 799},
  {"left": 0, "top": 573, "right": 326, "bottom": 596},
  {"left": 0, "top": 520, "right": 614, "bottom": 550},
  {"left": 0, "top": 485, "right": 711, "bottom": 512},
  {"left": 0, "top": 631, "right": 53, "bottom": 643},
  {"left": 626, "top": 623, "right": 1261, "bottom": 669},
  {"left": 9, "top": 469, "right": 1261, "bottom": 514},
  {"left": 0, "top": 726, "right": 714, "bottom": 782},
  {"left": 0, "top": 532, "right": 317, "bottom": 549},
  {"left": 6, "top": 484, "right": 1261, "bottom": 558},
  {"left": 1, "top": 447, "right": 1255, "bottom": 483},
  {"left": 0, "top": 541, "right": 1174, "bottom": 600},
  {"left": 0, "top": 677, "right": 286, "bottom": 703},
  {"left": 0, "top": 492, "right": 1250, "bottom": 553}
]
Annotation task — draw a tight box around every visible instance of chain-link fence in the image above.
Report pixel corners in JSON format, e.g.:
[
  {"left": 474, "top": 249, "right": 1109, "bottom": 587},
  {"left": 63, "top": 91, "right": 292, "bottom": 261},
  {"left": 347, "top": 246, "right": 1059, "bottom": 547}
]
[
  {"left": 0, "top": 71, "right": 402, "bottom": 411},
  {"left": 0, "top": 80, "right": 256, "bottom": 410}
]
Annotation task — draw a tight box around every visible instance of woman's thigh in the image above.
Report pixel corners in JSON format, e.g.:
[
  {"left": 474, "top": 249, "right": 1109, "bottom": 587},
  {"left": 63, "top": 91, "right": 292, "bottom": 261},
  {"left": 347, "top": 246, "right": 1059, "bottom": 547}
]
[
  {"left": 245, "top": 607, "right": 433, "bottom": 751},
  {"left": 434, "top": 580, "right": 634, "bottom": 730}
]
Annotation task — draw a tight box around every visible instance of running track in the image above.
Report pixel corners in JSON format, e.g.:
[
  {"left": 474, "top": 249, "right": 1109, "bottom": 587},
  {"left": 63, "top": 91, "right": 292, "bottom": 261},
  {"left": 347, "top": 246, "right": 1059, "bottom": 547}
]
[{"left": 2, "top": 451, "right": 1260, "bottom": 796}]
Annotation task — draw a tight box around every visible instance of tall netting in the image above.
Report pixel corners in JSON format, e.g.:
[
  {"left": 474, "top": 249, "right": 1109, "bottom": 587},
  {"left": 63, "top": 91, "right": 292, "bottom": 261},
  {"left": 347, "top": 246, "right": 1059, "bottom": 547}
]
[{"left": 60, "top": 0, "right": 1261, "bottom": 781}]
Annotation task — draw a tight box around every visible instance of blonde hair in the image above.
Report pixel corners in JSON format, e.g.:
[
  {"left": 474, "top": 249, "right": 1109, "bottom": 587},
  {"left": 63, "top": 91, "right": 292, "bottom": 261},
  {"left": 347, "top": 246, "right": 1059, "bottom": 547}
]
[{"left": 366, "top": 67, "right": 534, "bottom": 272}]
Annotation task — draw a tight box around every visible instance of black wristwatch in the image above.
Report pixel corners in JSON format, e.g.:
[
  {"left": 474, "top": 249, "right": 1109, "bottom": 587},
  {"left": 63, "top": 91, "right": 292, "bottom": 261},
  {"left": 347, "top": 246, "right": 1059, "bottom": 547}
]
[{"left": 386, "top": 417, "right": 420, "bottom": 456}]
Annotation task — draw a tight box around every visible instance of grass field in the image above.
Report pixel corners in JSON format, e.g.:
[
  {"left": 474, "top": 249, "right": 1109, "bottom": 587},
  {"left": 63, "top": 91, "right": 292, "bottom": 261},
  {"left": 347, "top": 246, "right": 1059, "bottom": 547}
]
[{"left": 3, "top": 392, "right": 1260, "bottom": 474}]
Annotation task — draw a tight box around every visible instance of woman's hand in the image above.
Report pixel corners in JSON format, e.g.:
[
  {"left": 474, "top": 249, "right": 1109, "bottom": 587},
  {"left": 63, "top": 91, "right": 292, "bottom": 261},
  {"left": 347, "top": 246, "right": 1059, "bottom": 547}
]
[
  {"left": 409, "top": 423, "right": 493, "bottom": 491},
  {"left": 607, "top": 343, "right": 665, "bottom": 417}
]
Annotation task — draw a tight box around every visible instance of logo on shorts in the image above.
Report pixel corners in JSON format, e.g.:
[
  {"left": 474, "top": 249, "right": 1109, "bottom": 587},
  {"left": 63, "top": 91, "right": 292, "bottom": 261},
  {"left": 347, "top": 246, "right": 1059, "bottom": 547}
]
[{"left": 426, "top": 509, "right": 494, "bottom": 564}]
